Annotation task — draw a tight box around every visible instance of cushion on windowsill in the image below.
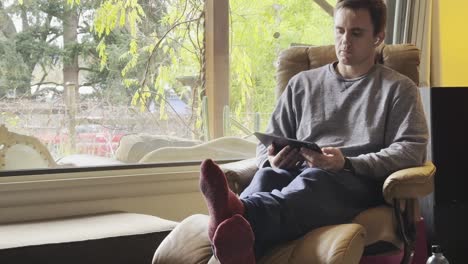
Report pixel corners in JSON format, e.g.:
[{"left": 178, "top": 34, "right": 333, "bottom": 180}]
[{"left": 0, "top": 212, "right": 177, "bottom": 264}]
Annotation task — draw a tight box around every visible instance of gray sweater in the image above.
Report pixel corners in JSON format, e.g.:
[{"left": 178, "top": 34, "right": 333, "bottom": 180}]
[{"left": 257, "top": 63, "right": 428, "bottom": 180}]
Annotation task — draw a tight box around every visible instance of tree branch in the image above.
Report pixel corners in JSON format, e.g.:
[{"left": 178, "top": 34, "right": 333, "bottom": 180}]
[
  {"left": 139, "top": 17, "right": 200, "bottom": 88},
  {"left": 78, "top": 67, "right": 98, "bottom": 73},
  {"left": 312, "top": 0, "right": 334, "bottom": 17}
]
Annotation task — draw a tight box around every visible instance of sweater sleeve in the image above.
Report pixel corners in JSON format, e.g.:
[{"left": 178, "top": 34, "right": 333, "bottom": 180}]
[
  {"left": 256, "top": 83, "right": 298, "bottom": 168},
  {"left": 348, "top": 82, "right": 429, "bottom": 180}
]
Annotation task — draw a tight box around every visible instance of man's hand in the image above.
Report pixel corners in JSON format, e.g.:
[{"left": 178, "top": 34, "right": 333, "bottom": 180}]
[
  {"left": 300, "top": 147, "right": 345, "bottom": 172},
  {"left": 268, "top": 144, "right": 304, "bottom": 169}
]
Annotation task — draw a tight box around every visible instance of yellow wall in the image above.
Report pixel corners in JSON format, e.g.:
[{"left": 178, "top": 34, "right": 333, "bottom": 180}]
[{"left": 433, "top": 0, "right": 468, "bottom": 87}]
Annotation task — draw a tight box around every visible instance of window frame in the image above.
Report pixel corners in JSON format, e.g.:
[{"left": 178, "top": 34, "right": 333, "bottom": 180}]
[{"left": 205, "top": 0, "right": 229, "bottom": 139}]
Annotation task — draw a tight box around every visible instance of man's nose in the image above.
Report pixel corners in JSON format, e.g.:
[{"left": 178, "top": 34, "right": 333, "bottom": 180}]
[{"left": 342, "top": 31, "right": 351, "bottom": 44}]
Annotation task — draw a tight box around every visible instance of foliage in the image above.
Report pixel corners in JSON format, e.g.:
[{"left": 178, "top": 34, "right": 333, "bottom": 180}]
[
  {"left": 0, "top": 40, "right": 30, "bottom": 94},
  {"left": 229, "top": 0, "right": 336, "bottom": 133},
  {"left": 17, "top": 0, "right": 79, "bottom": 5},
  {"left": 91, "top": 0, "right": 204, "bottom": 137},
  {"left": 0, "top": 0, "right": 66, "bottom": 95}
]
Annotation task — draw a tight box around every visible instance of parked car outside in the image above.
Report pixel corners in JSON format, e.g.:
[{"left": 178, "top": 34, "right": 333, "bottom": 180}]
[{"left": 37, "top": 124, "right": 125, "bottom": 158}]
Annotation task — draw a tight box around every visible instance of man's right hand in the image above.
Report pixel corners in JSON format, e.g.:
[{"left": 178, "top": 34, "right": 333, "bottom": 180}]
[{"left": 268, "top": 144, "right": 304, "bottom": 169}]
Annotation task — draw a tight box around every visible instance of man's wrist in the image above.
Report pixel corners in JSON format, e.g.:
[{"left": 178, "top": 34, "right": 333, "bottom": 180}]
[{"left": 342, "top": 157, "right": 355, "bottom": 174}]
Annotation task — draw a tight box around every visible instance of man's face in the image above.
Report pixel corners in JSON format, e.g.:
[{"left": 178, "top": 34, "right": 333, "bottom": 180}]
[{"left": 334, "top": 7, "right": 383, "bottom": 67}]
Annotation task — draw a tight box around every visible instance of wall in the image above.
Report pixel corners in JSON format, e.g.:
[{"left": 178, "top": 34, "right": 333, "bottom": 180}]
[
  {"left": 429, "top": 1, "right": 468, "bottom": 261},
  {"left": 432, "top": 0, "right": 468, "bottom": 87}
]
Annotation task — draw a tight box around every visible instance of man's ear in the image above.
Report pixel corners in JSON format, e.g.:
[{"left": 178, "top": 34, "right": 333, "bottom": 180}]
[{"left": 374, "top": 32, "right": 385, "bottom": 46}]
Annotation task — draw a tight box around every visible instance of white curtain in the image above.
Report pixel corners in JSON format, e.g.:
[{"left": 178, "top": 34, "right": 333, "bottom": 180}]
[
  {"left": 390, "top": 0, "right": 412, "bottom": 44},
  {"left": 409, "top": 0, "right": 433, "bottom": 88},
  {"left": 387, "top": 0, "right": 433, "bottom": 88}
]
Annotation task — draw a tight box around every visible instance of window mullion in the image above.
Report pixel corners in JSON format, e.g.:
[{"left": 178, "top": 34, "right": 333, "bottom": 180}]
[{"left": 205, "top": 0, "right": 229, "bottom": 139}]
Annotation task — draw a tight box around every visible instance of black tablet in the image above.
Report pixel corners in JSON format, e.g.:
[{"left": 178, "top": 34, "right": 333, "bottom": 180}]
[{"left": 254, "top": 132, "right": 322, "bottom": 154}]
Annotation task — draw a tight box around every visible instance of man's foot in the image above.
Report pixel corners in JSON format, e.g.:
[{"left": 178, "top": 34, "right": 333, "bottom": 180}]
[
  {"left": 199, "top": 159, "right": 245, "bottom": 240},
  {"left": 212, "top": 214, "right": 256, "bottom": 264}
]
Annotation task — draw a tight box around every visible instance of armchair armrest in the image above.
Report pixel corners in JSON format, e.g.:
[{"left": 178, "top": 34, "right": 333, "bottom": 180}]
[
  {"left": 220, "top": 158, "right": 258, "bottom": 194},
  {"left": 382, "top": 161, "right": 436, "bottom": 204}
]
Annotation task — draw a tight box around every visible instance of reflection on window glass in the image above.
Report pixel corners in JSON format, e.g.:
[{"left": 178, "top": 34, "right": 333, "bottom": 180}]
[
  {"left": 0, "top": 0, "right": 206, "bottom": 168},
  {"left": 0, "top": 0, "right": 337, "bottom": 170},
  {"left": 228, "top": 0, "right": 336, "bottom": 136}
]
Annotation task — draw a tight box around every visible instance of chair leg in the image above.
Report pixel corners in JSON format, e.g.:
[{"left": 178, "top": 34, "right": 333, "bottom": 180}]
[
  {"left": 359, "top": 203, "right": 428, "bottom": 264},
  {"left": 393, "top": 199, "right": 416, "bottom": 264},
  {"left": 359, "top": 219, "right": 428, "bottom": 264},
  {"left": 411, "top": 218, "right": 428, "bottom": 264},
  {"left": 401, "top": 245, "right": 412, "bottom": 264}
]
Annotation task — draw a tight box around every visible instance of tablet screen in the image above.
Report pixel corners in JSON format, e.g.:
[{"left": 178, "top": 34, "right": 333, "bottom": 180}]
[{"left": 254, "top": 132, "right": 322, "bottom": 154}]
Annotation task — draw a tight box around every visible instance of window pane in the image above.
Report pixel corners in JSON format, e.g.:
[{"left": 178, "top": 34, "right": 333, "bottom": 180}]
[
  {"left": 228, "top": 0, "right": 336, "bottom": 136},
  {"left": 1, "top": 0, "right": 337, "bottom": 172},
  {"left": 0, "top": 0, "right": 224, "bottom": 170}
]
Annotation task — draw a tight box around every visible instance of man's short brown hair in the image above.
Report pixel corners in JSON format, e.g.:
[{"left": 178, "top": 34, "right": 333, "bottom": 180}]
[{"left": 335, "top": 0, "right": 387, "bottom": 35}]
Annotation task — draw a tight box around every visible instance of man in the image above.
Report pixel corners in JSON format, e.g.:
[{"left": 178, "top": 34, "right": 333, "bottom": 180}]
[{"left": 200, "top": 0, "right": 428, "bottom": 263}]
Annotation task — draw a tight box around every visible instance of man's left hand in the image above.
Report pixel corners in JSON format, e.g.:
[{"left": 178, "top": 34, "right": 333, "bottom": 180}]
[{"left": 300, "top": 147, "right": 345, "bottom": 172}]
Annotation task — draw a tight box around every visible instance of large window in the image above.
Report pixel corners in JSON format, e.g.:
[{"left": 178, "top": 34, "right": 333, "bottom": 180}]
[{"left": 0, "top": 0, "right": 335, "bottom": 172}]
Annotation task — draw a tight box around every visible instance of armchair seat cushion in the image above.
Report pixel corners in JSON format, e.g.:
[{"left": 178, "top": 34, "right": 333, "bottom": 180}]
[
  {"left": 152, "top": 214, "right": 214, "bottom": 264},
  {"left": 353, "top": 206, "right": 400, "bottom": 247},
  {"left": 259, "top": 223, "right": 365, "bottom": 264},
  {"left": 153, "top": 214, "right": 366, "bottom": 264}
]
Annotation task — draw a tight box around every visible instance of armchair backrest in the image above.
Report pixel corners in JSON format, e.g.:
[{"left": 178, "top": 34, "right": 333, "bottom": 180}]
[{"left": 275, "top": 44, "right": 420, "bottom": 98}]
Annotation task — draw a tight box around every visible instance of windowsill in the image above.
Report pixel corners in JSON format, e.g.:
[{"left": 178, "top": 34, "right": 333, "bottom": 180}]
[{"left": 0, "top": 161, "right": 244, "bottom": 224}]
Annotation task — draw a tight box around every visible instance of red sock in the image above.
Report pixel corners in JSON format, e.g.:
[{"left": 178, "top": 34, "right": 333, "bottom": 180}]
[
  {"left": 212, "top": 214, "right": 256, "bottom": 264},
  {"left": 199, "top": 159, "right": 245, "bottom": 240}
]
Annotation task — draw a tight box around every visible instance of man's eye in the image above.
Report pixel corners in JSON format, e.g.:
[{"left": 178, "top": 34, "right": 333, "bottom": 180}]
[{"left": 352, "top": 31, "right": 362, "bottom": 37}]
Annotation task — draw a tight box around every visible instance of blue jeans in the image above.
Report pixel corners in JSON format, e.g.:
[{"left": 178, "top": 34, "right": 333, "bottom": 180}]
[{"left": 240, "top": 167, "right": 384, "bottom": 258}]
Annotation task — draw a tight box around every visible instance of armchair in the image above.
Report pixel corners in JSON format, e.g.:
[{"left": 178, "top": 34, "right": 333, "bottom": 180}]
[{"left": 152, "top": 44, "right": 435, "bottom": 264}]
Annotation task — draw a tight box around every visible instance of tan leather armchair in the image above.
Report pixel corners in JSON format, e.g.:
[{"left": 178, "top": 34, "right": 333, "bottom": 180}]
[{"left": 153, "top": 44, "right": 436, "bottom": 264}]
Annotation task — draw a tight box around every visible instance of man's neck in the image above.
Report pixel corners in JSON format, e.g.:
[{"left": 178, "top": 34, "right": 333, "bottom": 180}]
[{"left": 335, "top": 62, "right": 375, "bottom": 79}]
